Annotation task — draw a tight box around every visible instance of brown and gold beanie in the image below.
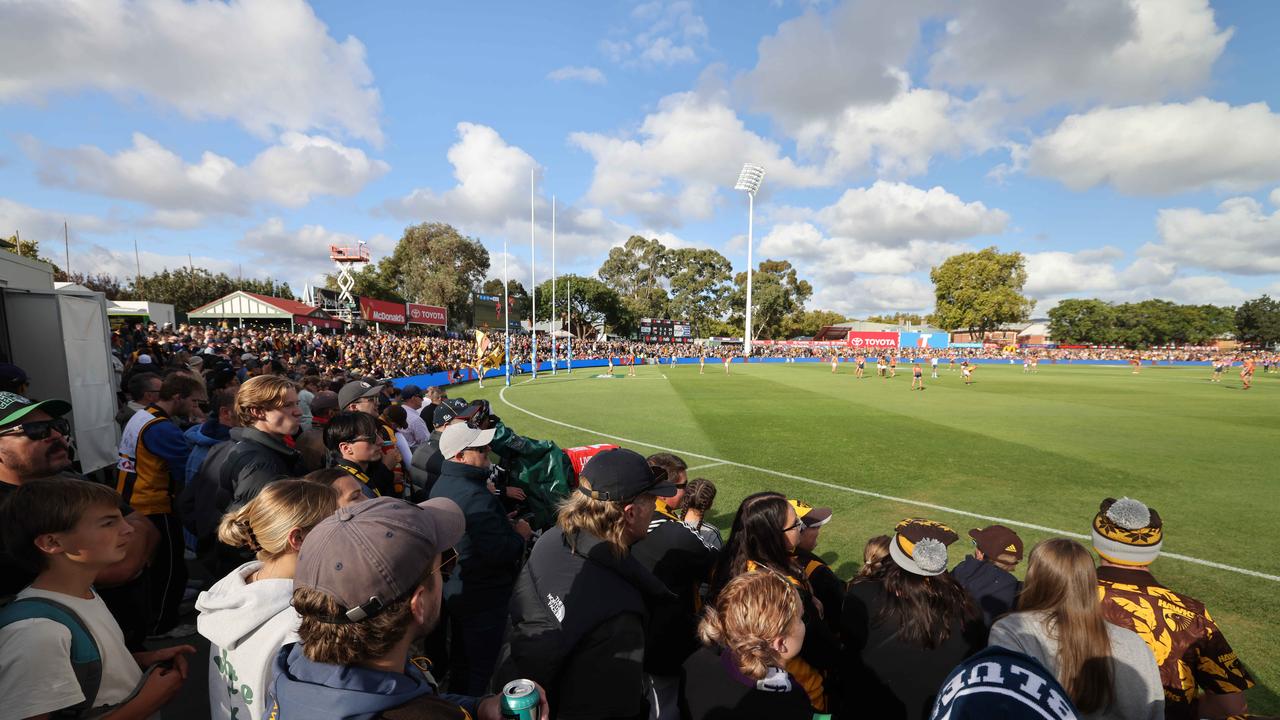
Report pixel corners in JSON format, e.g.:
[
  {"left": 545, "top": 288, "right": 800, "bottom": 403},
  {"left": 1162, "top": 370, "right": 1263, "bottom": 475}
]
[
  {"left": 1091, "top": 497, "right": 1163, "bottom": 566},
  {"left": 889, "top": 518, "right": 959, "bottom": 576}
]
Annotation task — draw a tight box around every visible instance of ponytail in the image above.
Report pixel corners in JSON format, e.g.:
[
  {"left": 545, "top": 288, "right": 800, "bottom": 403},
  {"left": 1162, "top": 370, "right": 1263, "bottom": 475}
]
[{"left": 215, "top": 479, "right": 337, "bottom": 562}]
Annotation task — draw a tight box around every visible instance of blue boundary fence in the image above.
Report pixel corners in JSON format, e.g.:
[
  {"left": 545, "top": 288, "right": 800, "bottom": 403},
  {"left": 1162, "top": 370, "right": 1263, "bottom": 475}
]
[{"left": 387, "top": 356, "right": 1220, "bottom": 391}]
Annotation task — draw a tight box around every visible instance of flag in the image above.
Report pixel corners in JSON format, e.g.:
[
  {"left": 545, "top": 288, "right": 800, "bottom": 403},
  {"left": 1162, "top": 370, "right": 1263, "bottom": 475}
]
[{"left": 476, "top": 329, "right": 491, "bottom": 358}]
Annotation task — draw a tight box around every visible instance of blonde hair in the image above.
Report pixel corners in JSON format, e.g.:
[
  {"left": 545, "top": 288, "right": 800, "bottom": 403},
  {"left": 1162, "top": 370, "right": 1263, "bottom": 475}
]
[
  {"left": 557, "top": 483, "right": 638, "bottom": 558},
  {"left": 698, "top": 571, "right": 803, "bottom": 679},
  {"left": 234, "top": 375, "right": 297, "bottom": 426},
  {"left": 217, "top": 480, "right": 336, "bottom": 562},
  {"left": 1017, "top": 539, "right": 1114, "bottom": 714},
  {"left": 855, "top": 534, "right": 891, "bottom": 581}
]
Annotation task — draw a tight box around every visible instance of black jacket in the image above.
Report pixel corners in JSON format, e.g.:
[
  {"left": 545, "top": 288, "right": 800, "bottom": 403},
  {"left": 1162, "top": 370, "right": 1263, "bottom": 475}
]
[
  {"left": 630, "top": 500, "right": 718, "bottom": 675},
  {"left": 429, "top": 460, "right": 526, "bottom": 611},
  {"left": 221, "top": 427, "right": 305, "bottom": 512},
  {"left": 797, "top": 549, "right": 845, "bottom": 635},
  {"left": 950, "top": 556, "right": 1020, "bottom": 629},
  {"left": 493, "top": 527, "right": 673, "bottom": 720},
  {"left": 678, "top": 646, "right": 813, "bottom": 720},
  {"left": 407, "top": 430, "right": 443, "bottom": 497}
]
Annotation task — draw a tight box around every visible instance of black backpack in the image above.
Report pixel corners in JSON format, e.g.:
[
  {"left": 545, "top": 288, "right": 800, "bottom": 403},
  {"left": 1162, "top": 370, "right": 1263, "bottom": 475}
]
[{"left": 176, "top": 440, "right": 252, "bottom": 546}]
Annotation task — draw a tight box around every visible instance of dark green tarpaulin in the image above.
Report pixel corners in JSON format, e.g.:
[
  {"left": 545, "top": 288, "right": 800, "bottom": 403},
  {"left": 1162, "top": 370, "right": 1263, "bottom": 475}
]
[{"left": 490, "top": 423, "right": 574, "bottom": 530}]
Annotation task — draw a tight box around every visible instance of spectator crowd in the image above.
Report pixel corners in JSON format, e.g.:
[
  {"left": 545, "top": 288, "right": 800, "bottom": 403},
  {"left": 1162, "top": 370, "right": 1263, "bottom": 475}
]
[{"left": 0, "top": 328, "right": 1268, "bottom": 720}]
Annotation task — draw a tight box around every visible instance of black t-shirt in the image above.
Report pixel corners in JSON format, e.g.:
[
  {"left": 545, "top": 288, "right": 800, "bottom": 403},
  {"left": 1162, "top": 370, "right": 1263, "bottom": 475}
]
[
  {"left": 678, "top": 645, "right": 812, "bottom": 720},
  {"left": 0, "top": 477, "right": 134, "bottom": 596}
]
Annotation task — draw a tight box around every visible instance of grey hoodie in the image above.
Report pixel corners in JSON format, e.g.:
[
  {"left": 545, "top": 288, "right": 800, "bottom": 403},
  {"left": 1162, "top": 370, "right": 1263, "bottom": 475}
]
[{"left": 196, "top": 561, "right": 300, "bottom": 720}]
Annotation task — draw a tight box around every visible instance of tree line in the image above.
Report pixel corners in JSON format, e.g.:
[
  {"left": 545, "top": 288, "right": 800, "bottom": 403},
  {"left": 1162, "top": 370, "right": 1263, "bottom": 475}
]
[{"left": 3, "top": 236, "right": 293, "bottom": 313}]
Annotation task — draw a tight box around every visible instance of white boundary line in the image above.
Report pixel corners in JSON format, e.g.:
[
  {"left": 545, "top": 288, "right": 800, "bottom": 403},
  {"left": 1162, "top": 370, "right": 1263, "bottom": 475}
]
[
  {"left": 686, "top": 461, "right": 725, "bottom": 472},
  {"left": 498, "top": 383, "right": 1280, "bottom": 584}
]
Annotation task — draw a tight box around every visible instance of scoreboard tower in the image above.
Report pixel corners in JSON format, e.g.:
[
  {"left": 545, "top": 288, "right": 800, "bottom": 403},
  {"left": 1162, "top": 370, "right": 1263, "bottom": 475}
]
[{"left": 640, "top": 318, "right": 693, "bottom": 344}]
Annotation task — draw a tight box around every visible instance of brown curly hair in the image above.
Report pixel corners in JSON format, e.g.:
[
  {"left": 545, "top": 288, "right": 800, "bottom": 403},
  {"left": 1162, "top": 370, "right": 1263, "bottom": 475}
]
[{"left": 293, "top": 568, "right": 435, "bottom": 665}]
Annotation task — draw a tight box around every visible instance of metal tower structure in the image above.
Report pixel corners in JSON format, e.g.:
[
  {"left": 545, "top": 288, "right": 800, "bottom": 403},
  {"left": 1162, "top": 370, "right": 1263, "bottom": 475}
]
[{"left": 329, "top": 242, "right": 370, "bottom": 322}]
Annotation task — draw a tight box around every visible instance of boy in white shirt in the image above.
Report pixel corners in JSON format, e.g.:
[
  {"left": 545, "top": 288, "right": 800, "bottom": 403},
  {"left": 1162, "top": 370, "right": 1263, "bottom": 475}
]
[{"left": 0, "top": 478, "right": 195, "bottom": 719}]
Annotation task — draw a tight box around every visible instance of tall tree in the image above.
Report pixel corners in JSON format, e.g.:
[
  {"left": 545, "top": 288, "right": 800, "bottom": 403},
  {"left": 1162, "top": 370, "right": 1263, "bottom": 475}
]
[
  {"left": 598, "top": 235, "right": 671, "bottom": 319},
  {"left": 1047, "top": 299, "right": 1119, "bottom": 345},
  {"left": 666, "top": 247, "right": 733, "bottom": 336},
  {"left": 1235, "top": 295, "right": 1280, "bottom": 347},
  {"left": 537, "top": 274, "right": 632, "bottom": 338},
  {"left": 728, "top": 259, "right": 813, "bottom": 340},
  {"left": 133, "top": 268, "right": 293, "bottom": 313},
  {"left": 930, "top": 247, "right": 1034, "bottom": 339},
  {"left": 781, "top": 309, "right": 847, "bottom": 339},
  {"left": 390, "top": 223, "right": 489, "bottom": 321},
  {"left": 864, "top": 312, "right": 928, "bottom": 325}
]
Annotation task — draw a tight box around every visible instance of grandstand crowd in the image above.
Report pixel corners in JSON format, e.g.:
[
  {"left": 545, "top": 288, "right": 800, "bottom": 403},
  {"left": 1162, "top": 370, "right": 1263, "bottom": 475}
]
[{"left": 0, "top": 326, "right": 1269, "bottom": 720}]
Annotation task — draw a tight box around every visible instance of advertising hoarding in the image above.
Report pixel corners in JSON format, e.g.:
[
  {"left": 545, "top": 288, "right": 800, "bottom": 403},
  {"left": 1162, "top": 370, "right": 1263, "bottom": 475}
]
[
  {"left": 845, "top": 331, "right": 899, "bottom": 349},
  {"left": 359, "top": 297, "right": 407, "bottom": 325},
  {"left": 407, "top": 303, "right": 447, "bottom": 326}
]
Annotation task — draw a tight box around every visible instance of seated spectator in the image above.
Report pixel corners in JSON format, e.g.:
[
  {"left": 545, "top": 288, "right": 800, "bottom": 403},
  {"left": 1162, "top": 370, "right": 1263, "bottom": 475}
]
[
  {"left": 676, "top": 477, "right": 722, "bottom": 550},
  {"left": 789, "top": 498, "right": 844, "bottom": 634},
  {"left": 678, "top": 571, "right": 813, "bottom": 720},
  {"left": 928, "top": 646, "right": 1081, "bottom": 720},
  {"left": 853, "top": 534, "right": 890, "bottom": 583},
  {"left": 494, "top": 447, "right": 675, "bottom": 720},
  {"left": 323, "top": 411, "right": 387, "bottom": 499},
  {"left": 988, "top": 538, "right": 1162, "bottom": 720},
  {"left": 711, "top": 492, "right": 840, "bottom": 713},
  {"left": 268, "top": 496, "right": 545, "bottom": 719},
  {"left": 0, "top": 478, "right": 195, "bottom": 718},
  {"left": 303, "top": 468, "right": 369, "bottom": 508},
  {"left": 951, "top": 524, "right": 1023, "bottom": 628},
  {"left": 197, "top": 480, "right": 338, "bottom": 720},
  {"left": 1090, "top": 497, "right": 1254, "bottom": 720},
  {"left": 837, "top": 519, "right": 985, "bottom": 720}
]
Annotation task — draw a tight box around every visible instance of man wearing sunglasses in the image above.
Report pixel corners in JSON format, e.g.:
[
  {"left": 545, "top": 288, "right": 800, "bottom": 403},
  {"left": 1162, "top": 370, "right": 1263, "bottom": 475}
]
[
  {"left": 0, "top": 391, "right": 160, "bottom": 643},
  {"left": 430, "top": 421, "right": 533, "bottom": 696}
]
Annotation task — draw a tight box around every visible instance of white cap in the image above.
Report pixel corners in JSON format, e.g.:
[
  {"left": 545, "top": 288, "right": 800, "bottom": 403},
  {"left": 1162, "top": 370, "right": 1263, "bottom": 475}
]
[
  {"left": 136, "top": 354, "right": 153, "bottom": 364},
  {"left": 439, "top": 423, "right": 496, "bottom": 460}
]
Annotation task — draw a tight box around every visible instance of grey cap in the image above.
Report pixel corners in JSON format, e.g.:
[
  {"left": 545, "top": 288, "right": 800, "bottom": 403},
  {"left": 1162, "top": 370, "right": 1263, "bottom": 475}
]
[
  {"left": 294, "top": 496, "right": 465, "bottom": 623},
  {"left": 338, "top": 380, "right": 383, "bottom": 411}
]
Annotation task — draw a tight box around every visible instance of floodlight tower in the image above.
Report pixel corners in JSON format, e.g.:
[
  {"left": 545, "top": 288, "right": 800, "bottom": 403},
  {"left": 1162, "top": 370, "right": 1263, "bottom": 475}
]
[
  {"left": 734, "top": 163, "right": 766, "bottom": 357},
  {"left": 329, "top": 241, "right": 371, "bottom": 323}
]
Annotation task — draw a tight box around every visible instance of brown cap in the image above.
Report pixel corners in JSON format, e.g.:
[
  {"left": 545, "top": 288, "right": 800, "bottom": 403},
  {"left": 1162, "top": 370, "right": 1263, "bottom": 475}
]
[
  {"left": 310, "top": 390, "right": 338, "bottom": 413},
  {"left": 294, "top": 496, "right": 465, "bottom": 623},
  {"left": 969, "top": 525, "right": 1024, "bottom": 563},
  {"left": 788, "top": 498, "right": 832, "bottom": 528}
]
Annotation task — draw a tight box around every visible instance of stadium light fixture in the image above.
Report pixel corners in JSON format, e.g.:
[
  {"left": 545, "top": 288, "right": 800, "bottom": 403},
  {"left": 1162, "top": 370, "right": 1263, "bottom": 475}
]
[{"left": 734, "top": 163, "right": 766, "bottom": 356}]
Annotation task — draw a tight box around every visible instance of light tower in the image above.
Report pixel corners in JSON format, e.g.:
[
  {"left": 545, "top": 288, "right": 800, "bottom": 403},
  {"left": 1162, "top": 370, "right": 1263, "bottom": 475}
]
[
  {"left": 734, "top": 163, "right": 766, "bottom": 356},
  {"left": 329, "top": 241, "right": 370, "bottom": 323}
]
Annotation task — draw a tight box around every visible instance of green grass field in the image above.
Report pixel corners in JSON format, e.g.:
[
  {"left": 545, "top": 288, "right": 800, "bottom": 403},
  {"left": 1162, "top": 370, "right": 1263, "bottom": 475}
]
[{"left": 465, "top": 361, "right": 1280, "bottom": 713}]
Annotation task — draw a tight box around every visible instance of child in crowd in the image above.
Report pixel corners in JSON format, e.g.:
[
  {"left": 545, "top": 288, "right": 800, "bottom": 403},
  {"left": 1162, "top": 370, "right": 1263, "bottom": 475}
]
[
  {"left": 854, "top": 534, "right": 891, "bottom": 582},
  {"left": 788, "top": 499, "right": 843, "bottom": 634},
  {"left": 950, "top": 524, "right": 1023, "bottom": 629},
  {"left": 678, "top": 571, "right": 813, "bottom": 720},
  {"left": 678, "top": 477, "right": 723, "bottom": 550},
  {"left": 0, "top": 478, "right": 195, "bottom": 718},
  {"left": 196, "top": 480, "right": 338, "bottom": 720}
]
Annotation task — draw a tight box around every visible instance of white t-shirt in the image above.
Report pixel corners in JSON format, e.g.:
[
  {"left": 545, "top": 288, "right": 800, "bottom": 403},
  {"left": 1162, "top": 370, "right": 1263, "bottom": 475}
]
[{"left": 0, "top": 587, "right": 143, "bottom": 719}]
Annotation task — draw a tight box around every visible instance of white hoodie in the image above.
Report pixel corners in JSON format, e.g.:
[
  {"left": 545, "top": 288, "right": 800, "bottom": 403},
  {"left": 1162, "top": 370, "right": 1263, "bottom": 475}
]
[{"left": 195, "top": 561, "right": 300, "bottom": 720}]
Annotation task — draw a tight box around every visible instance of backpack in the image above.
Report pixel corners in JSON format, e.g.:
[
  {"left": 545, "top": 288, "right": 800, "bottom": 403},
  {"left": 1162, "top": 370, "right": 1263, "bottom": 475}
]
[
  {"left": 0, "top": 596, "right": 149, "bottom": 718},
  {"left": 176, "top": 439, "right": 253, "bottom": 547}
]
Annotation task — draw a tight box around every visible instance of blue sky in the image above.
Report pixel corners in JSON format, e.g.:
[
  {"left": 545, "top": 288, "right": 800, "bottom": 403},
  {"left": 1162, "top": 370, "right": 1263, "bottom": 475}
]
[{"left": 2, "top": 0, "right": 1279, "bottom": 318}]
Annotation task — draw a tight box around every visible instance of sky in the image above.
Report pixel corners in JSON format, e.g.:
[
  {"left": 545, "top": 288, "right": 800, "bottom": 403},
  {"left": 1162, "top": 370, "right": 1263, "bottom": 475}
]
[{"left": 2, "top": 0, "right": 1279, "bottom": 319}]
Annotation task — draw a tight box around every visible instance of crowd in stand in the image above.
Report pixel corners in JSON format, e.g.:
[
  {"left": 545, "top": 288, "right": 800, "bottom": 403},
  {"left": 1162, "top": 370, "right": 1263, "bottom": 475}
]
[{"left": 0, "top": 330, "right": 1269, "bottom": 720}]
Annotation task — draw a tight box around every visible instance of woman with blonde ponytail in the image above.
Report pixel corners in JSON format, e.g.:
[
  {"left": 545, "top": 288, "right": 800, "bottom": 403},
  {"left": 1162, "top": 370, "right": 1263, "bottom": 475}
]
[
  {"left": 678, "top": 571, "right": 813, "bottom": 720},
  {"left": 989, "top": 538, "right": 1163, "bottom": 719},
  {"left": 195, "top": 480, "right": 337, "bottom": 720}
]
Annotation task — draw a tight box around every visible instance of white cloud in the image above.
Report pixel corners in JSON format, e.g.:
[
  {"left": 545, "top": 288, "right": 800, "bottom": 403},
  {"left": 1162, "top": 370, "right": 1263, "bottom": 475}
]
[
  {"left": 0, "top": 197, "right": 119, "bottom": 243},
  {"left": 1024, "top": 248, "right": 1124, "bottom": 297},
  {"left": 737, "top": 0, "right": 933, "bottom": 126},
  {"left": 569, "top": 90, "right": 829, "bottom": 226},
  {"left": 237, "top": 218, "right": 395, "bottom": 289},
  {"left": 0, "top": 0, "right": 382, "bottom": 144},
  {"left": 1148, "top": 197, "right": 1280, "bottom": 275},
  {"left": 1270, "top": 188, "right": 1280, "bottom": 208},
  {"left": 547, "top": 66, "right": 607, "bottom": 85},
  {"left": 1026, "top": 99, "right": 1280, "bottom": 194},
  {"left": 815, "top": 181, "right": 1008, "bottom": 245},
  {"left": 26, "top": 132, "right": 388, "bottom": 223},
  {"left": 810, "top": 275, "right": 936, "bottom": 318},
  {"left": 929, "top": 0, "right": 1230, "bottom": 107},
  {"left": 601, "top": 1, "right": 708, "bottom": 67}
]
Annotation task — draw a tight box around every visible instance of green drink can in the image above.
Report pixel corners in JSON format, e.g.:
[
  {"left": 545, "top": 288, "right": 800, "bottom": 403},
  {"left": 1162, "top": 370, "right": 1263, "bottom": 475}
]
[{"left": 500, "top": 679, "right": 541, "bottom": 720}]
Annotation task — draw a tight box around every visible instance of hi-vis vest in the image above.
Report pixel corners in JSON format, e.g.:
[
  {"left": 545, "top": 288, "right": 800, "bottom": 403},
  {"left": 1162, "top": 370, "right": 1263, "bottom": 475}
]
[{"left": 116, "top": 406, "right": 173, "bottom": 515}]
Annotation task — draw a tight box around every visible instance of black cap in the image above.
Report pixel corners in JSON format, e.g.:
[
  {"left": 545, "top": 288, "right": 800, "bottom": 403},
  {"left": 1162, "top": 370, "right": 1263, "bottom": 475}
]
[
  {"left": 432, "top": 398, "right": 472, "bottom": 428},
  {"left": 578, "top": 448, "right": 677, "bottom": 503},
  {"left": 400, "top": 384, "right": 423, "bottom": 400}
]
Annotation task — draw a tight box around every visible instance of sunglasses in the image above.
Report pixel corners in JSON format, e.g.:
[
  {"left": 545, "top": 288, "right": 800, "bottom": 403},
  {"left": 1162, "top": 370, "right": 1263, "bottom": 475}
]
[
  {"left": 782, "top": 519, "right": 803, "bottom": 533},
  {"left": 0, "top": 418, "right": 71, "bottom": 441}
]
